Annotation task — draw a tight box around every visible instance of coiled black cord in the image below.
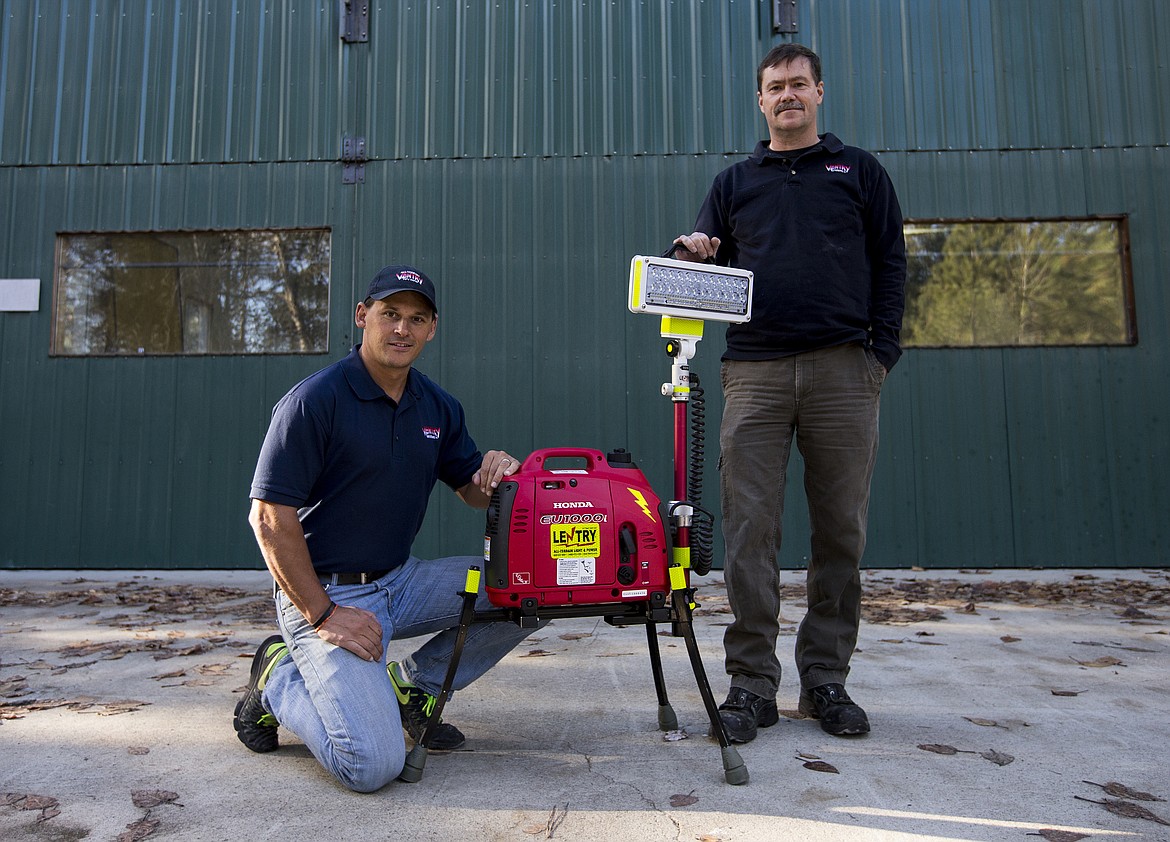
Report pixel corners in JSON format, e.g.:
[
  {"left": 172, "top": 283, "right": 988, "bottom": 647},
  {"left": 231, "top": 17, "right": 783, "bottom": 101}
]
[{"left": 688, "top": 373, "right": 715, "bottom": 575}]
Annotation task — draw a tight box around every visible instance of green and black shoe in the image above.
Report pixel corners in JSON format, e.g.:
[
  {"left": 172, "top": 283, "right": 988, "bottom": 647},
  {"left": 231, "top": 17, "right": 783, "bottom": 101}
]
[
  {"left": 233, "top": 635, "right": 288, "bottom": 753},
  {"left": 388, "top": 661, "right": 466, "bottom": 751}
]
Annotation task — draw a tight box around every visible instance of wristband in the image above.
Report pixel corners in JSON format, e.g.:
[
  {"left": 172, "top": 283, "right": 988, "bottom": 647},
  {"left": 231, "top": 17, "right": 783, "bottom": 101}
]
[{"left": 311, "top": 601, "right": 338, "bottom": 629}]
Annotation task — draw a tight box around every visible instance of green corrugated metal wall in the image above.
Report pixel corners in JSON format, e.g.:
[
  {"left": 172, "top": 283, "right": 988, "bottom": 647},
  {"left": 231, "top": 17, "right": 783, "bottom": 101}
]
[{"left": 1, "top": 0, "right": 1167, "bottom": 569}]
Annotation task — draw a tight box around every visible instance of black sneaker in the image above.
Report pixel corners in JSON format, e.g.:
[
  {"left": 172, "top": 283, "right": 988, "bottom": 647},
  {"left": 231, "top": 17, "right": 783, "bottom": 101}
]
[
  {"left": 233, "top": 635, "right": 288, "bottom": 753},
  {"left": 717, "top": 687, "right": 779, "bottom": 743},
  {"left": 388, "top": 662, "right": 466, "bottom": 751},
  {"left": 798, "top": 683, "right": 870, "bottom": 736}
]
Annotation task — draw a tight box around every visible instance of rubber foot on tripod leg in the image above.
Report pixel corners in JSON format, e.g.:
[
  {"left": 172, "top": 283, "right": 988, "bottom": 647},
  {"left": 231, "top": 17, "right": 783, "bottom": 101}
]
[
  {"left": 721, "top": 745, "right": 749, "bottom": 785},
  {"left": 398, "top": 745, "right": 428, "bottom": 783},
  {"left": 657, "top": 704, "right": 678, "bottom": 731}
]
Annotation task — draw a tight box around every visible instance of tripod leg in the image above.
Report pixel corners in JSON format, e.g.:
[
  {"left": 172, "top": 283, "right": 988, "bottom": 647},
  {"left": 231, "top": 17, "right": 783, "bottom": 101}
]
[
  {"left": 399, "top": 566, "right": 482, "bottom": 783},
  {"left": 671, "top": 587, "right": 749, "bottom": 785},
  {"left": 644, "top": 620, "right": 678, "bottom": 731}
]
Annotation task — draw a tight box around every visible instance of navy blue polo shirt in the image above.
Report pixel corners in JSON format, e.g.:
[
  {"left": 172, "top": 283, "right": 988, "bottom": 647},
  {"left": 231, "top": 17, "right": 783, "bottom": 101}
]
[{"left": 249, "top": 345, "right": 483, "bottom": 574}]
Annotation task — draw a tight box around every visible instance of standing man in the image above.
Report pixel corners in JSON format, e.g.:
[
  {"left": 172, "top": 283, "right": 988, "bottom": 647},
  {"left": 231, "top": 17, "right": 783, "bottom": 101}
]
[
  {"left": 672, "top": 44, "right": 906, "bottom": 741},
  {"left": 234, "top": 264, "right": 537, "bottom": 792}
]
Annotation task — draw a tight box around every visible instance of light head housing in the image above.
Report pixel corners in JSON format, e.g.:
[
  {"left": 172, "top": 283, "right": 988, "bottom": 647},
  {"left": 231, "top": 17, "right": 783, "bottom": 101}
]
[{"left": 628, "top": 255, "right": 753, "bottom": 324}]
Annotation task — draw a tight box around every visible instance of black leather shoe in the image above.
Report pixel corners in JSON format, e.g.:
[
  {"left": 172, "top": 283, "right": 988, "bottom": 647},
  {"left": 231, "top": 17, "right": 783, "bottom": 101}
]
[
  {"left": 717, "top": 687, "right": 779, "bottom": 743},
  {"left": 798, "top": 683, "right": 870, "bottom": 736}
]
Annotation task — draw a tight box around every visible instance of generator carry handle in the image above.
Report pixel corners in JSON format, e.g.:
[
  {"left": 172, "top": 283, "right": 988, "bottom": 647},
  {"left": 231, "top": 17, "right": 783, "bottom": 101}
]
[{"left": 521, "top": 447, "right": 607, "bottom": 473}]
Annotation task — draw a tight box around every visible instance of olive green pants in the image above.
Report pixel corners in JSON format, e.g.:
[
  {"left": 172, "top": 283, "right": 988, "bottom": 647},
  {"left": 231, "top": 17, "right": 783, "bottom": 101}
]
[{"left": 718, "top": 344, "right": 885, "bottom": 700}]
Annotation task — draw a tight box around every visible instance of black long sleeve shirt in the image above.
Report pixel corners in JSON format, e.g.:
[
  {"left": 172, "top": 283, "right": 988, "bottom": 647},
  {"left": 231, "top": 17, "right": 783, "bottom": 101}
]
[{"left": 693, "top": 134, "right": 907, "bottom": 371}]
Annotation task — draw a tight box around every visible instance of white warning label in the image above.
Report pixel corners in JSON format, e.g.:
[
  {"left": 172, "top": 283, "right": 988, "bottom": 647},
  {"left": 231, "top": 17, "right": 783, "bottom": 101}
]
[{"left": 556, "top": 557, "right": 597, "bottom": 586}]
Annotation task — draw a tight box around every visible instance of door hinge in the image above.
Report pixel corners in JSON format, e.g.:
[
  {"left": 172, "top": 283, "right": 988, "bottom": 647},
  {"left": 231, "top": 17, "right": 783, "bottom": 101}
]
[
  {"left": 772, "top": 0, "right": 798, "bottom": 34},
  {"left": 340, "top": 0, "right": 369, "bottom": 43},
  {"left": 342, "top": 135, "right": 367, "bottom": 184}
]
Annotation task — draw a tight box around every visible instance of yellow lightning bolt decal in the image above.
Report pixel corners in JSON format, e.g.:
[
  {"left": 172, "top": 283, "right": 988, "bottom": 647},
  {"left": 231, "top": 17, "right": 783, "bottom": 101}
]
[{"left": 628, "top": 488, "right": 655, "bottom": 522}]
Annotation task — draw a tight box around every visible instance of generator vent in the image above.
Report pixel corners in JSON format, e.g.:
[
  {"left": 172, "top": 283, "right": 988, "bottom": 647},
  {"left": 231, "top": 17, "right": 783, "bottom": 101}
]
[{"left": 510, "top": 507, "right": 531, "bottom": 534}]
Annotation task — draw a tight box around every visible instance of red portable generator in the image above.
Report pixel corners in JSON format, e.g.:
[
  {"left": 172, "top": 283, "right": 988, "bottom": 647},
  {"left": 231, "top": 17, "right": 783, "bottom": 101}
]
[{"left": 483, "top": 447, "right": 672, "bottom": 622}]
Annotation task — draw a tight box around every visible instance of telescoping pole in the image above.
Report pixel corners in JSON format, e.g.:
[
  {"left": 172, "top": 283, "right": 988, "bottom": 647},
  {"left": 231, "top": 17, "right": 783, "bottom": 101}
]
[{"left": 660, "top": 317, "right": 703, "bottom": 577}]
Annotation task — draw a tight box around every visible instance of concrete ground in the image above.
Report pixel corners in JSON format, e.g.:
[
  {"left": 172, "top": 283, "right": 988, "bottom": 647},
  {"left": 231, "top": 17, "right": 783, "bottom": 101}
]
[{"left": 1, "top": 567, "right": 1168, "bottom": 842}]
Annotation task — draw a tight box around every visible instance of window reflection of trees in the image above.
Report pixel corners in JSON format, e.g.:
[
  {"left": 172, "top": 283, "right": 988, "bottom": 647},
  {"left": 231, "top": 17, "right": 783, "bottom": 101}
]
[
  {"left": 903, "top": 218, "right": 1134, "bottom": 347},
  {"left": 53, "top": 229, "right": 330, "bottom": 355}
]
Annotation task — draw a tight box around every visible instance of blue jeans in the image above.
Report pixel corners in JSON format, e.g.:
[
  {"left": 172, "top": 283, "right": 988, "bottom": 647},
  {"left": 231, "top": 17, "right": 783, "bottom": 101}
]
[
  {"left": 719, "top": 343, "right": 885, "bottom": 700},
  {"left": 262, "top": 555, "right": 536, "bottom": 792}
]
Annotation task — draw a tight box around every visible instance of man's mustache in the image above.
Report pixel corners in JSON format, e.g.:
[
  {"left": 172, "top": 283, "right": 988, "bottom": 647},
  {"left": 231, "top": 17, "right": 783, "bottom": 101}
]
[{"left": 775, "top": 102, "right": 805, "bottom": 114}]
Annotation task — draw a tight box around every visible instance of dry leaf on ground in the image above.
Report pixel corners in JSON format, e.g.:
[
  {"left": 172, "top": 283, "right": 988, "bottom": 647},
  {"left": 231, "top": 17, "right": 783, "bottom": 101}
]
[
  {"left": 17, "top": 794, "right": 59, "bottom": 811},
  {"left": 117, "top": 815, "right": 161, "bottom": 841},
  {"left": 802, "top": 760, "right": 839, "bottom": 773},
  {"left": 1072, "top": 655, "right": 1125, "bottom": 668},
  {"left": 1075, "top": 795, "right": 1170, "bottom": 825},
  {"left": 918, "top": 743, "right": 960, "bottom": 755},
  {"left": 1083, "top": 780, "right": 1165, "bottom": 801},
  {"left": 980, "top": 749, "right": 1014, "bottom": 766},
  {"left": 1029, "top": 830, "right": 1089, "bottom": 841},
  {"left": 131, "top": 790, "right": 181, "bottom": 809},
  {"left": 96, "top": 700, "right": 149, "bottom": 716}
]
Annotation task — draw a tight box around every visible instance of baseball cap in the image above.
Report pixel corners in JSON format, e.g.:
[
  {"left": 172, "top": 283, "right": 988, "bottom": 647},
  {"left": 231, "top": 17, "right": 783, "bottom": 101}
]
[{"left": 364, "top": 265, "right": 438, "bottom": 313}]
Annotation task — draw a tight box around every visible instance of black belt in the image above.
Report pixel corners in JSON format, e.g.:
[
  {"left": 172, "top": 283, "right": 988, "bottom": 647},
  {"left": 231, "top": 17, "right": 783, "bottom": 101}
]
[{"left": 319, "top": 570, "right": 390, "bottom": 586}]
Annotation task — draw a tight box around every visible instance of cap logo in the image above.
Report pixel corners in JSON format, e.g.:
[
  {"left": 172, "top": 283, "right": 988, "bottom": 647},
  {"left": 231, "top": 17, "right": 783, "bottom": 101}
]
[{"left": 397, "top": 271, "right": 425, "bottom": 285}]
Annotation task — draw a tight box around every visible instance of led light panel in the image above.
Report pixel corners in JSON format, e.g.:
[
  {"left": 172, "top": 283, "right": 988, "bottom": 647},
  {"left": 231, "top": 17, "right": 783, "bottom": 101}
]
[{"left": 628, "top": 255, "right": 753, "bottom": 323}]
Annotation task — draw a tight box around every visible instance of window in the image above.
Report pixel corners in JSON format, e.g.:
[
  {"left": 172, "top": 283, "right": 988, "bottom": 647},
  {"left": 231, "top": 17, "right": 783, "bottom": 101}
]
[
  {"left": 903, "top": 218, "right": 1135, "bottom": 347},
  {"left": 52, "top": 229, "right": 330, "bottom": 355}
]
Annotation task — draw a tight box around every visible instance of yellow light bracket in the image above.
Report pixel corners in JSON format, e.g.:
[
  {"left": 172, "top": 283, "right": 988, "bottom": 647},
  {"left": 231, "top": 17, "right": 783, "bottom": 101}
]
[{"left": 629, "top": 255, "right": 753, "bottom": 402}]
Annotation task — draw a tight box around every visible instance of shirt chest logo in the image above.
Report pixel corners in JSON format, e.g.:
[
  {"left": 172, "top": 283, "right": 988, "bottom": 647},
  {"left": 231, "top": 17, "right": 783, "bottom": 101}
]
[
  {"left": 825, "top": 164, "right": 851, "bottom": 174},
  {"left": 422, "top": 427, "right": 441, "bottom": 440}
]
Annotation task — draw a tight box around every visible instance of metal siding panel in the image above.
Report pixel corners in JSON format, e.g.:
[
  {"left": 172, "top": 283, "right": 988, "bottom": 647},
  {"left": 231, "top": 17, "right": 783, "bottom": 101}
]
[
  {"left": 810, "top": 0, "right": 1170, "bottom": 154},
  {"left": 0, "top": 162, "right": 346, "bottom": 568},
  {"left": 5, "top": 1, "right": 1170, "bottom": 165},
  {"left": 0, "top": 0, "right": 340, "bottom": 166},
  {"left": 895, "top": 350, "right": 1018, "bottom": 567},
  {"left": 0, "top": 168, "right": 42, "bottom": 564},
  {"left": 0, "top": 1, "right": 738, "bottom": 164},
  {"left": 1094, "top": 146, "right": 1170, "bottom": 563},
  {"left": 3, "top": 146, "right": 1170, "bottom": 569},
  {"left": 891, "top": 145, "right": 1167, "bottom": 569},
  {"left": 40, "top": 362, "right": 93, "bottom": 566},
  {"left": 865, "top": 361, "right": 920, "bottom": 568},
  {"left": 76, "top": 357, "right": 176, "bottom": 564},
  {"left": 1003, "top": 350, "right": 1118, "bottom": 566},
  {"left": 364, "top": 0, "right": 765, "bottom": 161},
  {"left": 1091, "top": 0, "right": 1170, "bottom": 149},
  {"left": 1101, "top": 344, "right": 1170, "bottom": 563},
  {"left": 169, "top": 355, "right": 273, "bottom": 566},
  {"left": 0, "top": 0, "right": 51, "bottom": 164},
  {"left": 4, "top": 2, "right": 1170, "bottom": 570},
  {"left": 893, "top": 148, "right": 1098, "bottom": 221}
]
